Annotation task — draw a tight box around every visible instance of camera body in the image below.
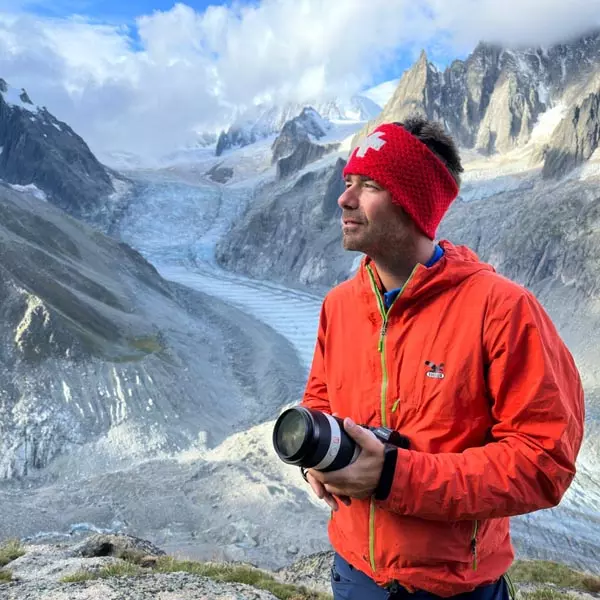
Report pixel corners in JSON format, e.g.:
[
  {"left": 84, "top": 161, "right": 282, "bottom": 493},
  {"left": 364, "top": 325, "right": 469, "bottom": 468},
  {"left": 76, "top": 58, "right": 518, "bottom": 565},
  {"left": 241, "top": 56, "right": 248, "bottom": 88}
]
[{"left": 272, "top": 406, "right": 410, "bottom": 472}]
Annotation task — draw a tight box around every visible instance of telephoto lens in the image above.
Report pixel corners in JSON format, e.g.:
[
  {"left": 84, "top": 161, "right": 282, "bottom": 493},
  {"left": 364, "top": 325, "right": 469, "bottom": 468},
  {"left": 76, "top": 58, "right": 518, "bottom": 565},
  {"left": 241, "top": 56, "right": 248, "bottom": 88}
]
[{"left": 272, "top": 406, "right": 360, "bottom": 471}]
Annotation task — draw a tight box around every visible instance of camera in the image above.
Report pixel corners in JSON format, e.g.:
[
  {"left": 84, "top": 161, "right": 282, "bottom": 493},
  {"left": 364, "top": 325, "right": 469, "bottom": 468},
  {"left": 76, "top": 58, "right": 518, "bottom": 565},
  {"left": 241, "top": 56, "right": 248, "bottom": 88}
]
[{"left": 272, "top": 406, "right": 410, "bottom": 472}]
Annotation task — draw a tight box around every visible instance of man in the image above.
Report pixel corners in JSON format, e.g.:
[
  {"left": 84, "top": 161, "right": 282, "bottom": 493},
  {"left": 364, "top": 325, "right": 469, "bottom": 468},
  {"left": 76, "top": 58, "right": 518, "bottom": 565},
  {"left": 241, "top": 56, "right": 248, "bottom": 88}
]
[{"left": 299, "top": 117, "right": 585, "bottom": 600}]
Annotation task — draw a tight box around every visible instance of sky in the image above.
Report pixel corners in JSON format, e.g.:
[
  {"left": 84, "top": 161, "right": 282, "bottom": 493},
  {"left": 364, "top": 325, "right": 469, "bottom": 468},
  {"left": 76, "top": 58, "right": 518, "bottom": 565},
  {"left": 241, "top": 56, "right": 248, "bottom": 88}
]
[{"left": 1, "top": 0, "right": 600, "bottom": 161}]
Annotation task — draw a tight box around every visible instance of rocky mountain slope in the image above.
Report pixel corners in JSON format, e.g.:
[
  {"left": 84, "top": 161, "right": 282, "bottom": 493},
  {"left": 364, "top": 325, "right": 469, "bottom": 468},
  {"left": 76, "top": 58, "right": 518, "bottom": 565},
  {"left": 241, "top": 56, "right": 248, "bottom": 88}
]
[
  {"left": 215, "top": 157, "right": 353, "bottom": 285},
  {"left": 271, "top": 107, "right": 340, "bottom": 179},
  {"left": 350, "top": 31, "right": 600, "bottom": 178},
  {"left": 0, "top": 181, "right": 303, "bottom": 482},
  {"left": 0, "top": 78, "right": 123, "bottom": 220}
]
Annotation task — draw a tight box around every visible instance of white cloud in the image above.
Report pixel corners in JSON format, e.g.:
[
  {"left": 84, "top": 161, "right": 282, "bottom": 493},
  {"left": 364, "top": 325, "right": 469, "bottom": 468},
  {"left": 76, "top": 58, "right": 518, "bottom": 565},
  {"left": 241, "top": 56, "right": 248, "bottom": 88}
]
[
  {"left": 0, "top": 0, "right": 599, "bottom": 161},
  {"left": 428, "top": 0, "right": 600, "bottom": 51}
]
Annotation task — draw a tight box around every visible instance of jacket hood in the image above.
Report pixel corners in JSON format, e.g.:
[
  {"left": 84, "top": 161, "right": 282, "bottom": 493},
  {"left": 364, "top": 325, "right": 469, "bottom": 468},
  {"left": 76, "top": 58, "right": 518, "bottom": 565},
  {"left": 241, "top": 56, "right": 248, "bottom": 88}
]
[{"left": 354, "top": 240, "right": 495, "bottom": 317}]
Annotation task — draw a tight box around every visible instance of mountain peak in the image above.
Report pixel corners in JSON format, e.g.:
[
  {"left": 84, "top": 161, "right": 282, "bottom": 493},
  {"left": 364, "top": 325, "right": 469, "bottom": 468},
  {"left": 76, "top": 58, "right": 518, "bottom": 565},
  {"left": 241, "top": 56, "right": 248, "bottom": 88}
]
[
  {"left": 350, "top": 29, "right": 600, "bottom": 169},
  {"left": 0, "top": 75, "right": 117, "bottom": 218},
  {"left": 0, "top": 78, "right": 39, "bottom": 113}
]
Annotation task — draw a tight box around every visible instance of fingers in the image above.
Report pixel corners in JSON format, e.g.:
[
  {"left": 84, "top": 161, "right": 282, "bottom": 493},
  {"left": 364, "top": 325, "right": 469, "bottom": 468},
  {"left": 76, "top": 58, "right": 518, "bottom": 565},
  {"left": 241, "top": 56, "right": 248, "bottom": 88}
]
[
  {"left": 323, "top": 493, "right": 339, "bottom": 511},
  {"left": 343, "top": 418, "right": 380, "bottom": 451},
  {"left": 307, "top": 471, "right": 347, "bottom": 510},
  {"left": 307, "top": 471, "right": 324, "bottom": 496}
]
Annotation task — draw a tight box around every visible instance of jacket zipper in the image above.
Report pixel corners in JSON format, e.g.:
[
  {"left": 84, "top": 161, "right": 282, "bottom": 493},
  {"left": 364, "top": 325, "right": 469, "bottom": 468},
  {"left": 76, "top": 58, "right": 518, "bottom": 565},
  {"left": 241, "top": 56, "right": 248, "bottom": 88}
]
[
  {"left": 366, "top": 265, "right": 416, "bottom": 573},
  {"left": 471, "top": 520, "right": 479, "bottom": 570}
]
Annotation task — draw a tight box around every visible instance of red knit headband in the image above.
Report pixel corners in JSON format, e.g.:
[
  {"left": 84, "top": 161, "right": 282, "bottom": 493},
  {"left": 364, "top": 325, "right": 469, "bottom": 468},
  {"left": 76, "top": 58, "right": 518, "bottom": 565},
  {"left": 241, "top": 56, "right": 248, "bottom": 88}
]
[{"left": 343, "top": 123, "right": 459, "bottom": 239}]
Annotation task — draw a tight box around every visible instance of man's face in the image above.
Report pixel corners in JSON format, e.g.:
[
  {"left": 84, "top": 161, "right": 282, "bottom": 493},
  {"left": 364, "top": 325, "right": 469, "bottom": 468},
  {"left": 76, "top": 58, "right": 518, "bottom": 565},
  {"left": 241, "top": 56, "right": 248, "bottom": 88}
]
[{"left": 338, "top": 174, "right": 414, "bottom": 257}]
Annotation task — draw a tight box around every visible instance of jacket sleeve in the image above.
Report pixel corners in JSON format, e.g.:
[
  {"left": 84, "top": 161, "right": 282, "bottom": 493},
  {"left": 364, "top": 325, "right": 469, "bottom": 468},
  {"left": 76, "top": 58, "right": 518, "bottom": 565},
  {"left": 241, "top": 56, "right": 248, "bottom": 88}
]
[
  {"left": 376, "top": 289, "right": 585, "bottom": 521},
  {"left": 299, "top": 298, "right": 332, "bottom": 414}
]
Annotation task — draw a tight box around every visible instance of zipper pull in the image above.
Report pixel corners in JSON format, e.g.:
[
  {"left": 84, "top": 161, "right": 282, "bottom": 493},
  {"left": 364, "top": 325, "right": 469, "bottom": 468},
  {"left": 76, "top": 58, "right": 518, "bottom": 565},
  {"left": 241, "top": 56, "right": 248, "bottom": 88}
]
[
  {"left": 378, "top": 320, "right": 388, "bottom": 353},
  {"left": 391, "top": 399, "right": 400, "bottom": 413}
]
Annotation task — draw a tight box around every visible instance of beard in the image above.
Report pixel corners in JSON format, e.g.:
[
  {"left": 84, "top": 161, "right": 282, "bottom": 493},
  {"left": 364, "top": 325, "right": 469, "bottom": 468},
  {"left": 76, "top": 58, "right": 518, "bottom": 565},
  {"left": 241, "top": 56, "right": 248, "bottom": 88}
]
[{"left": 341, "top": 221, "right": 416, "bottom": 265}]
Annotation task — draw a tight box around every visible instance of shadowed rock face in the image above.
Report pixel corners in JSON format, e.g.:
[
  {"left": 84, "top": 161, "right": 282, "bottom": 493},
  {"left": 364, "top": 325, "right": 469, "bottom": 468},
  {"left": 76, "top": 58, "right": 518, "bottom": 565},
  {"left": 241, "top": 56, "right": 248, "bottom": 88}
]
[
  {"left": 271, "top": 107, "right": 328, "bottom": 163},
  {"left": 0, "top": 79, "right": 119, "bottom": 219},
  {"left": 215, "top": 157, "right": 354, "bottom": 288},
  {"left": 270, "top": 107, "right": 338, "bottom": 179},
  {"left": 0, "top": 183, "right": 304, "bottom": 481},
  {"left": 542, "top": 91, "right": 600, "bottom": 178}
]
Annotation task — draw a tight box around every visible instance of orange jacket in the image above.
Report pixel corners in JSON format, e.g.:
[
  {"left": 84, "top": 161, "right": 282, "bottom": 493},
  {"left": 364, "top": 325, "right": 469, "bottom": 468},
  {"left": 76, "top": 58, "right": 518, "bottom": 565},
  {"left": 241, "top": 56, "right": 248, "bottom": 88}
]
[{"left": 300, "top": 240, "right": 585, "bottom": 597}]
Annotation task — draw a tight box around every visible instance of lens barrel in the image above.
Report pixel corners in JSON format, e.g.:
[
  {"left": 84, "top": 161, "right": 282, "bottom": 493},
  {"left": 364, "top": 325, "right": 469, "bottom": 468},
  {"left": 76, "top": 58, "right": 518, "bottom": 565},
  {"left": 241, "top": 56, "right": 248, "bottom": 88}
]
[{"left": 272, "top": 406, "right": 360, "bottom": 472}]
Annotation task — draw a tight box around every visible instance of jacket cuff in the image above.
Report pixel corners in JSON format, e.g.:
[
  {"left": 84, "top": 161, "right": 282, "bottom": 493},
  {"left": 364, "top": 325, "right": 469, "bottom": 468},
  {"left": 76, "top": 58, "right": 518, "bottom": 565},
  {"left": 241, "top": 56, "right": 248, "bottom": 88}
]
[
  {"left": 374, "top": 444, "right": 397, "bottom": 500},
  {"left": 374, "top": 448, "right": 414, "bottom": 512}
]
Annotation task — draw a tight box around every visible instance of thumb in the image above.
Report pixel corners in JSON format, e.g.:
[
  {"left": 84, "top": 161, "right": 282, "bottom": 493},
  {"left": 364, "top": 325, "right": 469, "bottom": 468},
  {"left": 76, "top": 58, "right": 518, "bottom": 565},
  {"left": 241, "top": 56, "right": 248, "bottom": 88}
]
[{"left": 343, "top": 417, "right": 379, "bottom": 449}]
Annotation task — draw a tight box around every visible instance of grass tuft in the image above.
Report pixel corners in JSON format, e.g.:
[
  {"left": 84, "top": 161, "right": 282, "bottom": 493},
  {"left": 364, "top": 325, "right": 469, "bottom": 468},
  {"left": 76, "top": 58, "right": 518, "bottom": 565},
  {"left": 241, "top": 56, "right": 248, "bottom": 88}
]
[
  {"left": 0, "top": 539, "right": 25, "bottom": 568},
  {"left": 0, "top": 569, "right": 13, "bottom": 584},
  {"left": 154, "top": 557, "right": 330, "bottom": 599},
  {"left": 509, "top": 560, "right": 600, "bottom": 594}
]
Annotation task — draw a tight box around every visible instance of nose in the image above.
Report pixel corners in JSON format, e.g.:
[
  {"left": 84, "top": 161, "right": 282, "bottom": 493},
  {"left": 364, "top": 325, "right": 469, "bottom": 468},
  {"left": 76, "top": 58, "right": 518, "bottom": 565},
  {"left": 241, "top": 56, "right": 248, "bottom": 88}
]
[{"left": 337, "top": 184, "right": 359, "bottom": 210}]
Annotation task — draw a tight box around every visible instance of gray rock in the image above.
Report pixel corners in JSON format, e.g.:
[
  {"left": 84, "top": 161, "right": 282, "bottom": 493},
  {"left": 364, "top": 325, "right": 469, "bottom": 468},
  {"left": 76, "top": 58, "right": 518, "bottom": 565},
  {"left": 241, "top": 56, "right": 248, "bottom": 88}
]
[
  {"left": 5, "top": 544, "right": 122, "bottom": 584},
  {"left": 0, "top": 572, "right": 281, "bottom": 599},
  {"left": 269, "top": 107, "right": 338, "bottom": 179},
  {"left": 207, "top": 163, "right": 234, "bottom": 183},
  {"left": 68, "top": 534, "right": 166, "bottom": 559},
  {"left": 271, "top": 107, "right": 329, "bottom": 164},
  {"left": 276, "top": 139, "right": 338, "bottom": 180},
  {"left": 275, "top": 549, "right": 333, "bottom": 594},
  {"left": 542, "top": 91, "right": 600, "bottom": 178},
  {"left": 0, "top": 80, "right": 120, "bottom": 219}
]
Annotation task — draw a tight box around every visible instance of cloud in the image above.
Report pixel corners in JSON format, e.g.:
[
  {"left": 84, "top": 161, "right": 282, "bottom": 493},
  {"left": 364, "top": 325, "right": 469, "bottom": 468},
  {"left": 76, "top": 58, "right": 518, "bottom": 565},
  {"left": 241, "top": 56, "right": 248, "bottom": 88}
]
[
  {"left": 1, "top": 0, "right": 599, "bottom": 160},
  {"left": 426, "top": 0, "right": 600, "bottom": 52}
]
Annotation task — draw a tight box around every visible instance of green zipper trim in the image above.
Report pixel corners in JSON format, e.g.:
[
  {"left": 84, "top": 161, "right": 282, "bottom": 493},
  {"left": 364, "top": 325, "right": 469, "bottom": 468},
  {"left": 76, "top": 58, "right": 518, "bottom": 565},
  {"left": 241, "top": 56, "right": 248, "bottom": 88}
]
[
  {"left": 369, "top": 501, "right": 376, "bottom": 572},
  {"left": 365, "top": 264, "right": 417, "bottom": 573},
  {"left": 471, "top": 520, "right": 479, "bottom": 570}
]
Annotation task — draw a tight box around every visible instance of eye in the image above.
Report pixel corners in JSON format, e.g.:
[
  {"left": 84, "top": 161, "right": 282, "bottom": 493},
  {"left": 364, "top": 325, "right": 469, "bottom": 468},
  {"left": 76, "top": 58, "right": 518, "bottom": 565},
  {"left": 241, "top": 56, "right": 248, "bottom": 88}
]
[{"left": 364, "top": 181, "right": 380, "bottom": 190}]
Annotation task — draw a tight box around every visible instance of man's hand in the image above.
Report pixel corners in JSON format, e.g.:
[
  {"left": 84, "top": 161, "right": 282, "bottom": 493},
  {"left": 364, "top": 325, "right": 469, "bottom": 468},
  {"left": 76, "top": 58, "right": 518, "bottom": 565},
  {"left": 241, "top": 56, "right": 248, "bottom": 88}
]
[
  {"left": 305, "top": 471, "right": 351, "bottom": 511},
  {"left": 308, "top": 417, "right": 386, "bottom": 505}
]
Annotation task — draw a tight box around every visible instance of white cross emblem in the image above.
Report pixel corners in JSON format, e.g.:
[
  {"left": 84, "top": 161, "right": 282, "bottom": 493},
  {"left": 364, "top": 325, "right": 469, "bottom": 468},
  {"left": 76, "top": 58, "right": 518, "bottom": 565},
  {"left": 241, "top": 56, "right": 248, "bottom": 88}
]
[{"left": 355, "top": 131, "right": 387, "bottom": 158}]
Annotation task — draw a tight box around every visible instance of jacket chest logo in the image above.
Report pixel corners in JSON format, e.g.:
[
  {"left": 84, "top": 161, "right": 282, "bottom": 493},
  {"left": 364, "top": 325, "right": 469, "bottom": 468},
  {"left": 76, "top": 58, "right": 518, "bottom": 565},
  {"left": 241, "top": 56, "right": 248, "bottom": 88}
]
[{"left": 425, "top": 361, "right": 445, "bottom": 379}]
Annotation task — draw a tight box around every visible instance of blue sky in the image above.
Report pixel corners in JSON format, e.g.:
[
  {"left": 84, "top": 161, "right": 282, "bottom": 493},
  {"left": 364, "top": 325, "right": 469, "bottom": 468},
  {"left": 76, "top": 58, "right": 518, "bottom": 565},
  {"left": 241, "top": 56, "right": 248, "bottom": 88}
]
[{"left": 25, "top": 0, "right": 228, "bottom": 22}]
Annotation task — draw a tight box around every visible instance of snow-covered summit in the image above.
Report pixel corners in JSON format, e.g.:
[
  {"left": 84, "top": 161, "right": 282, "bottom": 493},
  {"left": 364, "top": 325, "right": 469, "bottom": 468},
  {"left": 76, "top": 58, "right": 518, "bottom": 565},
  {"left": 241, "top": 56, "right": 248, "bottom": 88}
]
[
  {"left": 0, "top": 78, "right": 39, "bottom": 113},
  {"left": 214, "top": 93, "right": 381, "bottom": 156}
]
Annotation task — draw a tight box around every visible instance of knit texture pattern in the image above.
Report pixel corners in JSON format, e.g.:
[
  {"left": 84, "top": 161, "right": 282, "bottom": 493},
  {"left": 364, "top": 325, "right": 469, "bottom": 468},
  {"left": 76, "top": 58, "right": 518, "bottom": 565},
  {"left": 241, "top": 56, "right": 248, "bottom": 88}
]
[{"left": 343, "top": 123, "right": 459, "bottom": 239}]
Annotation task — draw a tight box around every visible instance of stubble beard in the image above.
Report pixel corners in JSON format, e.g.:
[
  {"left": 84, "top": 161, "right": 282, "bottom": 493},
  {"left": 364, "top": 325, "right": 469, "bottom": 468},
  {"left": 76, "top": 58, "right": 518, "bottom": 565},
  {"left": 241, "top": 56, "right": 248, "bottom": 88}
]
[
  {"left": 342, "top": 230, "right": 366, "bottom": 253},
  {"left": 342, "top": 222, "right": 414, "bottom": 266}
]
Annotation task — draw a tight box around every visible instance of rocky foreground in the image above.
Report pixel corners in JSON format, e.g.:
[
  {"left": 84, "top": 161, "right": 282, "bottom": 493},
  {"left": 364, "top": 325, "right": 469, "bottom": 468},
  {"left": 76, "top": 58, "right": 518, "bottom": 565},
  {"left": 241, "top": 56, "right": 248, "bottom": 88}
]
[{"left": 1, "top": 534, "right": 600, "bottom": 600}]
